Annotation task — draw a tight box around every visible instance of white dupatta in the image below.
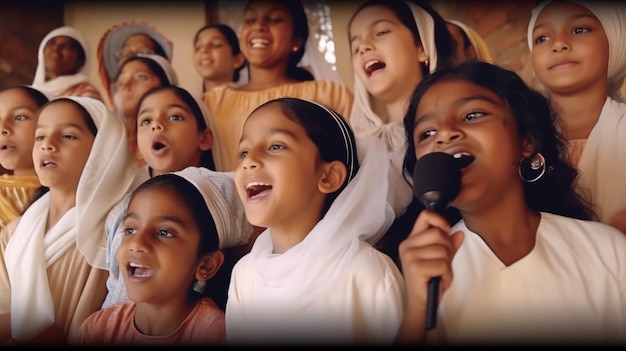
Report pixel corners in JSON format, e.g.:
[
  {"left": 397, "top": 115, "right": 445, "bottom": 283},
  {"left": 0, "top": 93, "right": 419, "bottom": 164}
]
[
  {"left": 3, "top": 96, "right": 141, "bottom": 340},
  {"left": 31, "top": 26, "right": 91, "bottom": 98},
  {"left": 349, "top": 1, "right": 438, "bottom": 218}
]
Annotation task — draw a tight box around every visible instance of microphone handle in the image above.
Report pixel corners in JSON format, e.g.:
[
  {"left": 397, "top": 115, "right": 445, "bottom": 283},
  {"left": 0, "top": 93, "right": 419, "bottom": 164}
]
[{"left": 425, "top": 276, "right": 440, "bottom": 330}]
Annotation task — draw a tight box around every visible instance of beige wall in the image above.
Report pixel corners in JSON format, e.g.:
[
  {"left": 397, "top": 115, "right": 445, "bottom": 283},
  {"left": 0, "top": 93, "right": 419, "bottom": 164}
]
[
  {"left": 329, "top": 1, "right": 363, "bottom": 91},
  {"left": 64, "top": 0, "right": 206, "bottom": 106}
]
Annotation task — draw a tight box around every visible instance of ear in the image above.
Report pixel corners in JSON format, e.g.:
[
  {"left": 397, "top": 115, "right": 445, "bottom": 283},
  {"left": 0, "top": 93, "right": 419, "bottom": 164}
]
[
  {"left": 466, "top": 45, "right": 478, "bottom": 60},
  {"left": 291, "top": 37, "right": 304, "bottom": 53},
  {"left": 232, "top": 52, "right": 246, "bottom": 71},
  {"left": 195, "top": 250, "right": 225, "bottom": 282},
  {"left": 318, "top": 161, "right": 347, "bottom": 195},
  {"left": 199, "top": 128, "right": 213, "bottom": 151},
  {"left": 416, "top": 44, "right": 428, "bottom": 64},
  {"left": 521, "top": 136, "right": 535, "bottom": 158}
]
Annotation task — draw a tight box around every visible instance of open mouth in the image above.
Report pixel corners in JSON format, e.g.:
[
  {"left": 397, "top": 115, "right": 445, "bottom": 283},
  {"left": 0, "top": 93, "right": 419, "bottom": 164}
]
[
  {"left": 453, "top": 152, "right": 475, "bottom": 169},
  {"left": 251, "top": 38, "right": 269, "bottom": 48},
  {"left": 128, "top": 262, "right": 153, "bottom": 278},
  {"left": 152, "top": 140, "right": 167, "bottom": 151},
  {"left": 364, "top": 60, "right": 385, "bottom": 76},
  {"left": 41, "top": 160, "right": 57, "bottom": 168},
  {"left": 246, "top": 181, "right": 272, "bottom": 198}
]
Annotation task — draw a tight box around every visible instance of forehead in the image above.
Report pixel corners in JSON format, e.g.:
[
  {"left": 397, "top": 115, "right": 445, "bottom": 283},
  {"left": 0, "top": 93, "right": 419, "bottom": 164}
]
[
  {"left": 141, "top": 88, "right": 183, "bottom": 106},
  {"left": 350, "top": 5, "right": 399, "bottom": 33},
  {"left": 119, "top": 59, "right": 153, "bottom": 74},
  {"left": 417, "top": 79, "right": 504, "bottom": 111},
  {"left": 123, "top": 34, "right": 155, "bottom": 48},
  {"left": 38, "top": 100, "right": 86, "bottom": 125},
  {"left": 244, "top": 102, "right": 299, "bottom": 130},
  {"left": 0, "top": 88, "right": 35, "bottom": 106},
  {"left": 245, "top": 0, "right": 290, "bottom": 14},
  {"left": 198, "top": 27, "right": 228, "bottom": 41},
  {"left": 535, "top": 1, "right": 598, "bottom": 24}
]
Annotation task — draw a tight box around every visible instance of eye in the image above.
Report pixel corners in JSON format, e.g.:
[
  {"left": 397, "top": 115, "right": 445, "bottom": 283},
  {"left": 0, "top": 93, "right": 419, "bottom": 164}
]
[
  {"left": 139, "top": 118, "right": 151, "bottom": 126},
  {"left": 463, "top": 111, "right": 485, "bottom": 121},
  {"left": 168, "top": 114, "right": 183, "bottom": 121},
  {"left": 134, "top": 73, "right": 150, "bottom": 82},
  {"left": 14, "top": 115, "right": 28, "bottom": 121},
  {"left": 123, "top": 226, "right": 136, "bottom": 236},
  {"left": 243, "top": 17, "right": 256, "bottom": 25},
  {"left": 534, "top": 35, "right": 548, "bottom": 45},
  {"left": 239, "top": 149, "right": 249, "bottom": 159},
  {"left": 375, "top": 30, "right": 390, "bottom": 37},
  {"left": 157, "top": 229, "right": 174, "bottom": 238},
  {"left": 268, "top": 17, "right": 284, "bottom": 24},
  {"left": 268, "top": 144, "right": 285, "bottom": 151},
  {"left": 573, "top": 27, "right": 589, "bottom": 35},
  {"left": 34, "top": 135, "right": 45, "bottom": 141},
  {"left": 417, "top": 129, "right": 437, "bottom": 142},
  {"left": 62, "top": 134, "right": 77, "bottom": 140}
]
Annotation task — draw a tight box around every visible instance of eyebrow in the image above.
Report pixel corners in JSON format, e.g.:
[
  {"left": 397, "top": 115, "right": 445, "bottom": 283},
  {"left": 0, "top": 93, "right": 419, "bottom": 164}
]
[
  {"left": 414, "top": 94, "right": 499, "bottom": 126},
  {"left": 35, "top": 122, "right": 87, "bottom": 130},
  {"left": 123, "top": 212, "right": 188, "bottom": 226},
  {"left": 138, "top": 103, "right": 191, "bottom": 116},
  {"left": 533, "top": 13, "right": 597, "bottom": 33},
  {"left": 349, "top": 19, "right": 393, "bottom": 44},
  {"left": 239, "top": 127, "right": 300, "bottom": 144}
]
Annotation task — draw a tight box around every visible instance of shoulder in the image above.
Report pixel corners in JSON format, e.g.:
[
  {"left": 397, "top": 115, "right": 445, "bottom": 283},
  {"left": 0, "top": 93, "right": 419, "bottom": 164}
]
[
  {"left": 83, "top": 300, "right": 135, "bottom": 326},
  {"left": 347, "top": 242, "right": 405, "bottom": 290}
]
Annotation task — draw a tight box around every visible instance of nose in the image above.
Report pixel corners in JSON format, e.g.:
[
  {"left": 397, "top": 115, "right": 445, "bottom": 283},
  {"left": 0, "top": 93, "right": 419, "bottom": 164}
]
[
  {"left": 241, "top": 148, "right": 261, "bottom": 170},
  {"left": 41, "top": 138, "right": 56, "bottom": 151},
  {"left": 0, "top": 120, "right": 10, "bottom": 136},
  {"left": 151, "top": 120, "right": 163, "bottom": 132},
  {"left": 551, "top": 36, "right": 570, "bottom": 53},
  {"left": 435, "top": 125, "right": 463, "bottom": 145},
  {"left": 127, "top": 229, "right": 151, "bottom": 253},
  {"left": 357, "top": 41, "right": 373, "bottom": 56}
]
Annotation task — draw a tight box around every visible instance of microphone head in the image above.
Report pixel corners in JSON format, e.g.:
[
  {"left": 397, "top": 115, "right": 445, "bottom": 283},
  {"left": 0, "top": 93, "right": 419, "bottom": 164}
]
[{"left": 412, "top": 152, "right": 464, "bottom": 213}]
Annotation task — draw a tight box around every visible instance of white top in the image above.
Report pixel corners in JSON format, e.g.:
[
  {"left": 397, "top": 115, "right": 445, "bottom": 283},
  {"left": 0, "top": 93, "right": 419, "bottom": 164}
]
[
  {"left": 226, "top": 240, "right": 405, "bottom": 345},
  {"left": 432, "top": 212, "right": 626, "bottom": 345}
]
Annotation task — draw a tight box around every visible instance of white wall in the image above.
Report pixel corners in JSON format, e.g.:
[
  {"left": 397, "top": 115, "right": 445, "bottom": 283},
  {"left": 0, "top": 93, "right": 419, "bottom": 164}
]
[{"left": 64, "top": 0, "right": 206, "bottom": 106}]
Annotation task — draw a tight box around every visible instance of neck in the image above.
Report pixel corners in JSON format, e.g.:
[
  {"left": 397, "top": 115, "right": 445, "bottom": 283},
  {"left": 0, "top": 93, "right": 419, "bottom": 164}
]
[
  {"left": 384, "top": 96, "right": 411, "bottom": 124},
  {"left": 134, "top": 298, "right": 195, "bottom": 336},
  {"left": 203, "top": 77, "right": 231, "bottom": 92},
  {"left": 269, "top": 210, "right": 323, "bottom": 254},
  {"left": 46, "top": 188, "right": 77, "bottom": 232},
  {"left": 460, "top": 187, "right": 539, "bottom": 266},
  {"left": 241, "top": 64, "right": 298, "bottom": 91},
  {"left": 548, "top": 83, "right": 608, "bottom": 140}
]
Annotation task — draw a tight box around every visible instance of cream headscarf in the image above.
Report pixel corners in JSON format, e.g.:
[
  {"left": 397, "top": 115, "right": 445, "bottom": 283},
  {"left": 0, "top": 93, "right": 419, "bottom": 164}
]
[
  {"left": 173, "top": 167, "right": 253, "bottom": 250},
  {"left": 4, "top": 96, "right": 144, "bottom": 340},
  {"left": 447, "top": 19, "right": 494, "bottom": 63},
  {"left": 31, "top": 26, "right": 91, "bottom": 98},
  {"left": 350, "top": 1, "right": 438, "bottom": 218},
  {"left": 527, "top": 0, "right": 626, "bottom": 98},
  {"left": 245, "top": 100, "right": 395, "bottom": 304}
]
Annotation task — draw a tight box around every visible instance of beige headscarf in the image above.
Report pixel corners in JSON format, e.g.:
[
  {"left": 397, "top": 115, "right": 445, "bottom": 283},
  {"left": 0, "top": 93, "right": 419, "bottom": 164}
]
[
  {"left": 31, "top": 26, "right": 91, "bottom": 98},
  {"left": 173, "top": 167, "right": 253, "bottom": 250},
  {"left": 5, "top": 96, "right": 143, "bottom": 340},
  {"left": 527, "top": 0, "right": 626, "bottom": 99},
  {"left": 350, "top": 1, "right": 438, "bottom": 218},
  {"left": 447, "top": 20, "right": 494, "bottom": 63}
]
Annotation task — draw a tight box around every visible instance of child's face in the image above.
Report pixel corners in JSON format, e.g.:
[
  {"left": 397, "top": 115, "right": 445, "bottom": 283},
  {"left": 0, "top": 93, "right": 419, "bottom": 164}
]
[
  {"left": 0, "top": 89, "right": 39, "bottom": 174},
  {"left": 235, "top": 103, "right": 327, "bottom": 229},
  {"left": 43, "top": 36, "right": 83, "bottom": 79},
  {"left": 119, "top": 186, "right": 202, "bottom": 304},
  {"left": 117, "top": 33, "right": 157, "bottom": 64},
  {"left": 530, "top": 1, "right": 609, "bottom": 95},
  {"left": 113, "top": 60, "right": 164, "bottom": 121},
  {"left": 194, "top": 28, "right": 240, "bottom": 82},
  {"left": 136, "top": 89, "right": 212, "bottom": 176},
  {"left": 349, "top": 4, "right": 426, "bottom": 103},
  {"left": 33, "top": 101, "right": 94, "bottom": 191},
  {"left": 412, "top": 79, "right": 526, "bottom": 211},
  {"left": 240, "top": 0, "right": 297, "bottom": 70}
]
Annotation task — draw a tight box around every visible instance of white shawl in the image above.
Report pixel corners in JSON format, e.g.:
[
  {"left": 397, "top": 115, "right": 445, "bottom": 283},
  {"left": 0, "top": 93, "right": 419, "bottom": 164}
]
[
  {"left": 349, "top": 1, "right": 438, "bottom": 218},
  {"left": 577, "top": 97, "right": 626, "bottom": 224},
  {"left": 246, "top": 136, "right": 395, "bottom": 304},
  {"left": 31, "top": 26, "right": 91, "bottom": 98},
  {"left": 3, "top": 96, "right": 142, "bottom": 340}
]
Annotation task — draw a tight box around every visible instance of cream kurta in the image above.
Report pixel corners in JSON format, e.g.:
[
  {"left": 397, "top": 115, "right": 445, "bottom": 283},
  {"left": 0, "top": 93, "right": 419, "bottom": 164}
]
[
  {"left": 0, "top": 219, "right": 108, "bottom": 344},
  {"left": 0, "top": 174, "right": 40, "bottom": 231},
  {"left": 204, "top": 80, "right": 354, "bottom": 172}
]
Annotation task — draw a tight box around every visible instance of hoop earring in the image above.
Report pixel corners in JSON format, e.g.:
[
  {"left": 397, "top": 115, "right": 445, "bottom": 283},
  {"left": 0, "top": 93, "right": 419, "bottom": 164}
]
[{"left": 518, "top": 152, "right": 546, "bottom": 183}]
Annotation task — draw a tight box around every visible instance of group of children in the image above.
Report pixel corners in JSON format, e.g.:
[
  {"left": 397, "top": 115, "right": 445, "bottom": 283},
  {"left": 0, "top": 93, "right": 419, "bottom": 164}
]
[{"left": 0, "top": 0, "right": 625, "bottom": 346}]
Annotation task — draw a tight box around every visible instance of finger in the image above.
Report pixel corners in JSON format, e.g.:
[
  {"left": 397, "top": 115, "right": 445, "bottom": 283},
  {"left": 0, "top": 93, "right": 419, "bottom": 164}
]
[{"left": 408, "top": 209, "right": 452, "bottom": 238}]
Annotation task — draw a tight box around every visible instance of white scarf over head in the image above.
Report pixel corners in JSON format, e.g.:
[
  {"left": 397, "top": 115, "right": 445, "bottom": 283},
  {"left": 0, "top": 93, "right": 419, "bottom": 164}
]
[
  {"left": 247, "top": 104, "right": 395, "bottom": 304},
  {"left": 111, "top": 53, "right": 179, "bottom": 98},
  {"left": 31, "top": 26, "right": 91, "bottom": 98},
  {"left": 349, "top": 1, "right": 437, "bottom": 218},
  {"left": 4, "top": 96, "right": 140, "bottom": 340},
  {"left": 173, "top": 167, "right": 253, "bottom": 250},
  {"left": 527, "top": 1, "right": 626, "bottom": 89}
]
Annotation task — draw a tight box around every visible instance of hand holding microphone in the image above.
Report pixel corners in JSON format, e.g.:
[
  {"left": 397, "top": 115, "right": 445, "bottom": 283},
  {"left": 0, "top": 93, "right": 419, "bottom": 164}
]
[{"left": 400, "top": 152, "right": 471, "bottom": 331}]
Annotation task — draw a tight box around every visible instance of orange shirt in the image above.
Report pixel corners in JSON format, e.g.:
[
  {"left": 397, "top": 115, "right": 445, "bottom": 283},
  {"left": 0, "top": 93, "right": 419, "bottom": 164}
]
[{"left": 77, "top": 297, "right": 226, "bottom": 345}]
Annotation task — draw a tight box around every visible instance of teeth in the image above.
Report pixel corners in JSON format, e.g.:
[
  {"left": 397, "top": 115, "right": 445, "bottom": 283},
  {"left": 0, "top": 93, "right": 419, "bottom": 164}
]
[
  {"left": 129, "top": 262, "right": 146, "bottom": 268},
  {"left": 453, "top": 152, "right": 471, "bottom": 158},
  {"left": 246, "top": 181, "right": 270, "bottom": 189},
  {"left": 364, "top": 60, "right": 379, "bottom": 71},
  {"left": 251, "top": 38, "right": 269, "bottom": 48}
]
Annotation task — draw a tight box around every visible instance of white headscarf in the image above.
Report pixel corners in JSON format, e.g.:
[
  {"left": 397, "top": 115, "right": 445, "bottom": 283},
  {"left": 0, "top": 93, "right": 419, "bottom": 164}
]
[
  {"left": 31, "top": 26, "right": 91, "bottom": 98},
  {"left": 246, "top": 100, "right": 395, "bottom": 304},
  {"left": 527, "top": 1, "right": 626, "bottom": 87},
  {"left": 349, "top": 1, "right": 437, "bottom": 218},
  {"left": 4, "top": 96, "right": 143, "bottom": 340},
  {"left": 173, "top": 167, "right": 253, "bottom": 249}
]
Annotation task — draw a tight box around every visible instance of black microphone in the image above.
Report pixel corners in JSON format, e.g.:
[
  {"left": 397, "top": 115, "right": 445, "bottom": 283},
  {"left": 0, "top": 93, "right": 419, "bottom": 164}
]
[{"left": 412, "top": 152, "right": 472, "bottom": 331}]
